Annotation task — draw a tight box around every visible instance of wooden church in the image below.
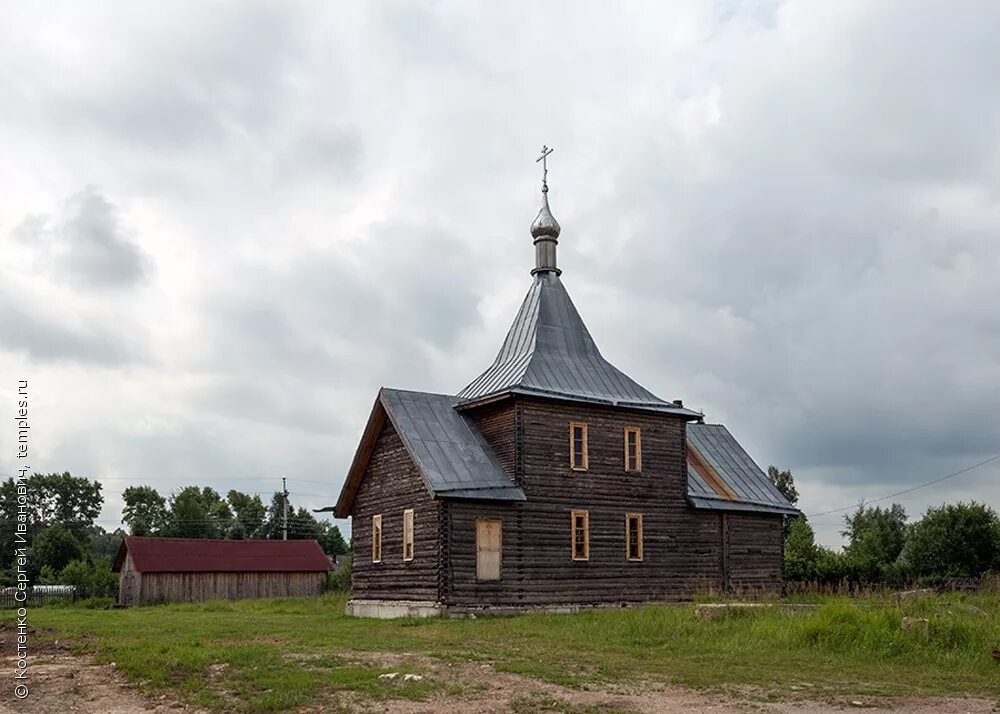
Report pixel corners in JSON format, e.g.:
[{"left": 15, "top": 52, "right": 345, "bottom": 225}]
[{"left": 333, "top": 154, "right": 797, "bottom": 617}]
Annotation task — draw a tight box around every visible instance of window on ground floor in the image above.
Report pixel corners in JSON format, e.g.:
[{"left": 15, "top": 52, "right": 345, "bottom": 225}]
[
  {"left": 626, "top": 513, "right": 643, "bottom": 561},
  {"left": 572, "top": 510, "right": 590, "bottom": 561}
]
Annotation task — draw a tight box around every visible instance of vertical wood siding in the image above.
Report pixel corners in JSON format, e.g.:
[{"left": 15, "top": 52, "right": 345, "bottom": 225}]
[
  {"left": 118, "top": 552, "right": 142, "bottom": 606},
  {"left": 350, "top": 419, "right": 440, "bottom": 601},
  {"left": 136, "top": 571, "right": 325, "bottom": 604}
]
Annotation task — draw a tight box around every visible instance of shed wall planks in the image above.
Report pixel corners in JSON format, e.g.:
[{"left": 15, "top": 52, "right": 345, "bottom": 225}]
[{"left": 136, "top": 571, "right": 325, "bottom": 604}]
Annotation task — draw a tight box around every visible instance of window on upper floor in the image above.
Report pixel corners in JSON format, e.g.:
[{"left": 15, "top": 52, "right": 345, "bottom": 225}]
[
  {"left": 402, "top": 509, "right": 414, "bottom": 561},
  {"left": 372, "top": 514, "right": 383, "bottom": 563},
  {"left": 626, "top": 513, "right": 643, "bottom": 561},
  {"left": 570, "top": 422, "right": 588, "bottom": 471},
  {"left": 624, "top": 426, "right": 642, "bottom": 472},
  {"left": 571, "top": 510, "right": 589, "bottom": 560}
]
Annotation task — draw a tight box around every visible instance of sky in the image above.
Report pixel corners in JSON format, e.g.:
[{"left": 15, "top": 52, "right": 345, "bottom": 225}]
[{"left": 1, "top": 1, "right": 998, "bottom": 547}]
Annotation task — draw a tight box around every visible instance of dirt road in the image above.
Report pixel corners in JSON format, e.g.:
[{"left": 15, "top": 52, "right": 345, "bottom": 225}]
[{"left": 0, "top": 649, "right": 995, "bottom": 713}]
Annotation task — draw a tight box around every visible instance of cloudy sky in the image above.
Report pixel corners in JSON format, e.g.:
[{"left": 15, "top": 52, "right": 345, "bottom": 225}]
[{"left": 1, "top": 1, "right": 998, "bottom": 546}]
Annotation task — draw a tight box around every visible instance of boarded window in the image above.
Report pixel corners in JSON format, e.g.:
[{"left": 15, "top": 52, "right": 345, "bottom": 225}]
[
  {"left": 569, "top": 422, "right": 588, "bottom": 470},
  {"left": 402, "top": 509, "right": 414, "bottom": 561},
  {"left": 571, "top": 510, "right": 589, "bottom": 561},
  {"left": 624, "top": 426, "right": 642, "bottom": 472},
  {"left": 371, "top": 514, "right": 382, "bottom": 563},
  {"left": 626, "top": 513, "right": 643, "bottom": 561},
  {"left": 476, "top": 519, "right": 502, "bottom": 581}
]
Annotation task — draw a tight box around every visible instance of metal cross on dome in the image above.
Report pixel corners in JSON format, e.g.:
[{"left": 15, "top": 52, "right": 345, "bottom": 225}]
[{"left": 536, "top": 145, "right": 553, "bottom": 190}]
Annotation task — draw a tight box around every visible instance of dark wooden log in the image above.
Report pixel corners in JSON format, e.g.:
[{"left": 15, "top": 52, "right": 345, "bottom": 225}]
[{"left": 350, "top": 419, "right": 441, "bottom": 601}]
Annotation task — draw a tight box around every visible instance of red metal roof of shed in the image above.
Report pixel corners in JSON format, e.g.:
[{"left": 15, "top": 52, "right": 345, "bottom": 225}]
[{"left": 113, "top": 537, "right": 332, "bottom": 574}]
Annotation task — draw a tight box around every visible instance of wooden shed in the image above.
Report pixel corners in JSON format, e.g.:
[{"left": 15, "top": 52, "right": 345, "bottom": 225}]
[{"left": 112, "top": 537, "right": 331, "bottom": 606}]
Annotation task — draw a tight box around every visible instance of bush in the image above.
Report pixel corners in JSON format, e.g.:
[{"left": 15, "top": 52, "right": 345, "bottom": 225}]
[
  {"left": 900, "top": 502, "right": 1000, "bottom": 579},
  {"left": 327, "top": 556, "right": 351, "bottom": 592},
  {"left": 59, "top": 559, "right": 118, "bottom": 598}
]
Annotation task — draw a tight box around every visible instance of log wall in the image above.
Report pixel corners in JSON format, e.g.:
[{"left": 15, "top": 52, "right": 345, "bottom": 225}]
[
  {"left": 468, "top": 400, "right": 518, "bottom": 482},
  {"left": 725, "top": 512, "right": 784, "bottom": 593},
  {"left": 350, "top": 419, "right": 441, "bottom": 601},
  {"left": 445, "top": 397, "right": 732, "bottom": 606},
  {"left": 349, "top": 396, "right": 784, "bottom": 607}
]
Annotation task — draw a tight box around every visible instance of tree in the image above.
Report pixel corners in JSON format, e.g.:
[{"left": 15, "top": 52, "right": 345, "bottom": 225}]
[
  {"left": 169, "top": 486, "right": 232, "bottom": 538},
  {"left": 257, "top": 493, "right": 323, "bottom": 541},
  {"left": 0, "top": 472, "right": 102, "bottom": 581},
  {"left": 320, "top": 524, "right": 350, "bottom": 556},
  {"left": 203, "top": 487, "right": 234, "bottom": 530},
  {"left": 227, "top": 490, "right": 266, "bottom": 538},
  {"left": 767, "top": 466, "right": 798, "bottom": 506},
  {"left": 290, "top": 507, "right": 323, "bottom": 539},
  {"left": 24, "top": 472, "right": 103, "bottom": 541},
  {"left": 122, "top": 486, "right": 168, "bottom": 536},
  {"left": 87, "top": 526, "right": 125, "bottom": 565},
  {"left": 842, "top": 503, "right": 908, "bottom": 583},
  {"left": 0, "top": 472, "right": 102, "bottom": 543},
  {"left": 782, "top": 515, "right": 849, "bottom": 584},
  {"left": 784, "top": 515, "right": 819, "bottom": 581},
  {"left": 900, "top": 502, "right": 1000, "bottom": 580},
  {"left": 30, "top": 522, "right": 84, "bottom": 573},
  {"left": 256, "top": 492, "right": 288, "bottom": 540}
]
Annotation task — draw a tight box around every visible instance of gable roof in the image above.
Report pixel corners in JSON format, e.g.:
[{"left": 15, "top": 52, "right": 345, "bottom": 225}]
[
  {"left": 686, "top": 423, "right": 799, "bottom": 516},
  {"left": 457, "top": 273, "right": 701, "bottom": 418},
  {"left": 112, "top": 537, "right": 331, "bottom": 573},
  {"left": 334, "top": 388, "right": 525, "bottom": 517}
]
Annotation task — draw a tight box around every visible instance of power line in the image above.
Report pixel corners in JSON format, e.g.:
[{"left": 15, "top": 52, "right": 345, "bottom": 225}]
[
  {"left": 806, "top": 452, "right": 1000, "bottom": 518},
  {"left": 93, "top": 476, "right": 333, "bottom": 486},
  {"left": 103, "top": 488, "right": 330, "bottom": 499}
]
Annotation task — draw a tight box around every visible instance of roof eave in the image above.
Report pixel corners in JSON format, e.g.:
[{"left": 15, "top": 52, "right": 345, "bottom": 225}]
[
  {"left": 333, "top": 392, "right": 388, "bottom": 518},
  {"left": 456, "top": 386, "right": 702, "bottom": 419},
  {"left": 436, "top": 486, "right": 527, "bottom": 502},
  {"left": 687, "top": 494, "right": 800, "bottom": 516}
]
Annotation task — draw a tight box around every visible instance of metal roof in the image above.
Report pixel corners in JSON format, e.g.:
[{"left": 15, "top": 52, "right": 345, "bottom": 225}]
[
  {"left": 458, "top": 273, "right": 700, "bottom": 417},
  {"left": 686, "top": 423, "right": 799, "bottom": 516},
  {"left": 381, "top": 388, "right": 526, "bottom": 502},
  {"left": 113, "top": 537, "right": 332, "bottom": 573}
]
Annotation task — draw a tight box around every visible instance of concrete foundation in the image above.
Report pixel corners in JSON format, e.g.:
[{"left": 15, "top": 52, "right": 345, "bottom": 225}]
[
  {"left": 345, "top": 599, "right": 444, "bottom": 619},
  {"left": 346, "top": 598, "right": 695, "bottom": 619}
]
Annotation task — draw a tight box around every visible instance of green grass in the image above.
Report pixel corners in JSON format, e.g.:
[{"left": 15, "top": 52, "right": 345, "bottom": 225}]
[{"left": 9, "top": 592, "right": 999, "bottom": 712}]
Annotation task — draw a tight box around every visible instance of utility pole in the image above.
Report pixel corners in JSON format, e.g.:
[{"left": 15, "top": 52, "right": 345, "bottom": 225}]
[{"left": 282, "top": 477, "right": 289, "bottom": 541}]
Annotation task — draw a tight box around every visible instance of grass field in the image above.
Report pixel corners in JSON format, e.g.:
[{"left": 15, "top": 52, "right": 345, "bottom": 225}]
[{"left": 12, "top": 592, "right": 1000, "bottom": 712}]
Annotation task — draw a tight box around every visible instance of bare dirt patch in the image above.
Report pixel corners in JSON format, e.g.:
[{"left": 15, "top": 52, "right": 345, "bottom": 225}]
[
  {"left": 0, "top": 644, "right": 994, "bottom": 713},
  {"left": 327, "top": 651, "right": 999, "bottom": 714},
  {"left": 0, "top": 652, "right": 200, "bottom": 714}
]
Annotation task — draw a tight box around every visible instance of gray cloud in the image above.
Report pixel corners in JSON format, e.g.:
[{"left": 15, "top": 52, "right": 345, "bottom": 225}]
[
  {"left": 14, "top": 187, "right": 148, "bottom": 288},
  {"left": 2, "top": 1, "right": 998, "bottom": 547},
  {"left": 0, "top": 289, "right": 140, "bottom": 365}
]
